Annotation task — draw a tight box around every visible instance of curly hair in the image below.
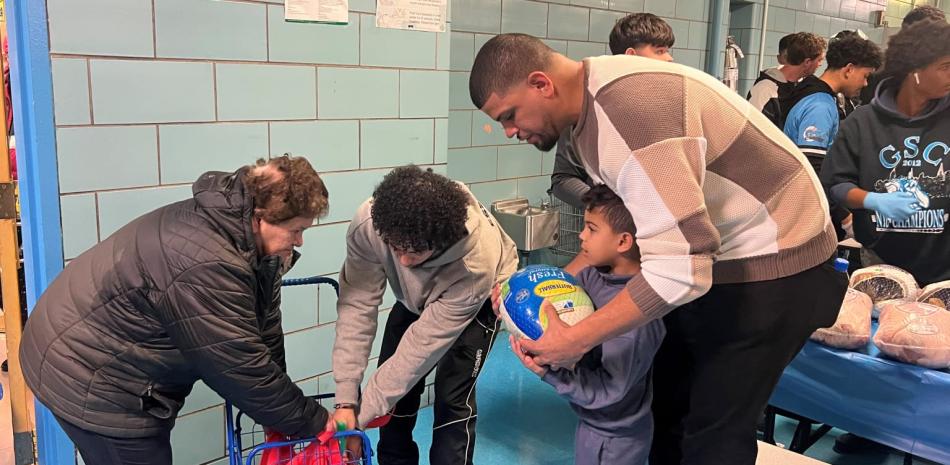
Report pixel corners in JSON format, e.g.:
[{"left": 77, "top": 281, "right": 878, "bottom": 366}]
[
  {"left": 608, "top": 13, "right": 675, "bottom": 55},
  {"left": 884, "top": 19, "right": 950, "bottom": 84},
  {"left": 244, "top": 154, "right": 329, "bottom": 223},
  {"left": 902, "top": 5, "right": 946, "bottom": 28},
  {"left": 825, "top": 34, "right": 882, "bottom": 70},
  {"left": 784, "top": 32, "right": 826, "bottom": 66},
  {"left": 370, "top": 165, "right": 470, "bottom": 252}
]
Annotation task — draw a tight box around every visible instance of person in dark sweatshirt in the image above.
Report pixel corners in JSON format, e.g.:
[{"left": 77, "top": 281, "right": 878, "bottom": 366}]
[
  {"left": 550, "top": 13, "right": 674, "bottom": 209},
  {"left": 822, "top": 19, "right": 950, "bottom": 286},
  {"left": 331, "top": 166, "right": 518, "bottom": 465},
  {"left": 511, "top": 185, "right": 665, "bottom": 465}
]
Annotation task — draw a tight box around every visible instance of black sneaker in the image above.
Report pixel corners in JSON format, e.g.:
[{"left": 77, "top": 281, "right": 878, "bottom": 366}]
[{"left": 833, "top": 433, "right": 887, "bottom": 454}]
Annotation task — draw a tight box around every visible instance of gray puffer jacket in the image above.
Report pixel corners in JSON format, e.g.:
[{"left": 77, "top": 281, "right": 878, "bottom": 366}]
[{"left": 20, "top": 169, "right": 328, "bottom": 438}]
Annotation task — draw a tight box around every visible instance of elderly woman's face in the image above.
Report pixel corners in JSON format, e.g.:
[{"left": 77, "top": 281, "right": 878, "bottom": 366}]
[
  {"left": 253, "top": 215, "right": 314, "bottom": 263},
  {"left": 917, "top": 55, "right": 950, "bottom": 100}
]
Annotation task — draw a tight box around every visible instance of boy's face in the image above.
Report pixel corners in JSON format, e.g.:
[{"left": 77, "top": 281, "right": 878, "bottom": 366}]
[
  {"left": 392, "top": 247, "right": 435, "bottom": 267},
  {"left": 841, "top": 64, "right": 876, "bottom": 97},
  {"left": 626, "top": 45, "right": 674, "bottom": 62},
  {"left": 578, "top": 207, "right": 636, "bottom": 267}
]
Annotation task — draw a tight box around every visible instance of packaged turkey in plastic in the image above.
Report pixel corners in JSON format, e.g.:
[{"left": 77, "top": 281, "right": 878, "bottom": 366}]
[
  {"left": 917, "top": 280, "right": 950, "bottom": 309},
  {"left": 811, "top": 288, "right": 873, "bottom": 350},
  {"left": 873, "top": 301, "right": 950, "bottom": 369},
  {"left": 849, "top": 265, "right": 920, "bottom": 317}
]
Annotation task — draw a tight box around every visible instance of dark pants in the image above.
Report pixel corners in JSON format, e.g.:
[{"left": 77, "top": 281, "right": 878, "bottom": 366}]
[
  {"left": 649, "top": 261, "right": 847, "bottom": 465},
  {"left": 376, "top": 299, "right": 499, "bottom": 465},
  {"left": 55, "top": 416, "right": 172, "bottom": 465}
]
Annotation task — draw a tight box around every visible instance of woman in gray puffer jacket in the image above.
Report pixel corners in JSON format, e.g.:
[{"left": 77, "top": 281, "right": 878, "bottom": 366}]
[{"left": 20, "top": 155, "right": 330, "bottom": 465}]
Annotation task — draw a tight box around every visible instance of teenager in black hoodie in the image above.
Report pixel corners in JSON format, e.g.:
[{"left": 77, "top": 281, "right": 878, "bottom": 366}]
[{"left": 822, "top": 19, "right": 950, "bottom": 286}]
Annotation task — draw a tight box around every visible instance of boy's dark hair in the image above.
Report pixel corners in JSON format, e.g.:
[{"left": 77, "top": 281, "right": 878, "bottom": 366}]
[
  {"left": 244, "top": 154, "right": 329, "bottom": 223},
  {"left": 826, "top": 34, "right": 882, "bottom": 70},
  {"left": 884, "top": 19, "right": 950, "bottom": 84},
  {"left": 470, "top": 33, "right": 554, "bottom": 109},
  {"left": 608, "top": 13, "right": 675, "bottom": 55},
  {"left": 902, "top": 5, "right": 946, "bottom": 28},
  {"left": 784, "top": 32, "right": 826, "bottom": 65},
  {"left": 370, "top": 165, "right": 470, "bottom": 252},
  {"left": 582, "top": 185, "right": 638, "bottom": 258}
]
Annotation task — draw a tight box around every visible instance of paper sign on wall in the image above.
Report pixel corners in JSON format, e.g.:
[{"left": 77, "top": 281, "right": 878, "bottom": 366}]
[
  {"left": 285, "top": 0, "right": 348, "bottom": 24},
  {"left": 375, "top": 0, "right": 447, "bottom": 33}
]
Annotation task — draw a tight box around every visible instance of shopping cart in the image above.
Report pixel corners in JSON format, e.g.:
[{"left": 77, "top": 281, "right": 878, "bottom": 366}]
[
  {"left": 225, "top": 392, "right": 374, "bottom": 465},
  {"left": 549, "top": 193, "right": 584, "bottom": 258},
  {"left": 224, "top": 275, "right": 374, "bottom": 465}
]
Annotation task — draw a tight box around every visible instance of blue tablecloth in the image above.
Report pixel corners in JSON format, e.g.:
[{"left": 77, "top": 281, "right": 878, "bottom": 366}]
[{"left": 770, "top": 326, "right": 950, "bottom": 464}]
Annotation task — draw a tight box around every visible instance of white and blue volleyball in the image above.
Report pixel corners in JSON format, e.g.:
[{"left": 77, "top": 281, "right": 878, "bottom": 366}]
[{"left": 499, "top": 265, "right": 595, "bottom": 340}]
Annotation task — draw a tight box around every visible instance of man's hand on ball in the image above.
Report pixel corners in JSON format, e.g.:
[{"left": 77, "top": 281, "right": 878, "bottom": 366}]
[
  {"left": 519, "top": 300, "right": 584, "bottom": 370},
  {"left": 510, "top": 334, "right": 548, "bottom": 377}
]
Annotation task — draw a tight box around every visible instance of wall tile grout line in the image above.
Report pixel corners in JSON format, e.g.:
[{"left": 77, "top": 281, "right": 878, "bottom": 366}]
[
  {"left": 151, "top": 0, "right": 158, "bottom": 59},
  {"left": 155, "top": 125, "right": 162, "bottom": 185},
  {"left": 212, "top": 63, "right": 219, "bottom": 121},
  {"left": 49, "top": 53, "right": 442, "bottom": 73},
  {"left": 85, "top": 58, "right": 95, "bottom": 125}
]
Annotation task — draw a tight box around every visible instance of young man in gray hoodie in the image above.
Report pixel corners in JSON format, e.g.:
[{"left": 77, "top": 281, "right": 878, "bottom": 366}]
[{"left": 331, "top": 165, "right": 518, "bottom": 465}]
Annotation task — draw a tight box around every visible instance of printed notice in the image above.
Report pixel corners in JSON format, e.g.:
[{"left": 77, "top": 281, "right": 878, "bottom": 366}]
[
  {"left": 375, "top": 0, "right": 446, "bottom": 32},
  {"left": 285, "top": 0, "right": 348, "bottom": 24}
]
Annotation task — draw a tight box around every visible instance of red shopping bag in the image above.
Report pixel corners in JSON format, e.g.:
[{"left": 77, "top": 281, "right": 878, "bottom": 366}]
[
  {"left": 287, "top": 430, "right": 345, "bottom": 465},
  {"left": 364, "top": 414, "right": 391, "bottom": 429},
  {"left": 260, "top": 430, "right": 296, "bottom": 465}
]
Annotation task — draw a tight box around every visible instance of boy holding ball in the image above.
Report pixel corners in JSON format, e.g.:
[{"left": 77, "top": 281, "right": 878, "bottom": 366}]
[{"left": 512, "top": 184, "right": 664, "bottom": 465}]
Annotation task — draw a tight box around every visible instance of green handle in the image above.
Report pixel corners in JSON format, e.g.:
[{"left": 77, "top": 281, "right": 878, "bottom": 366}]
[{"left": 335, "top": 420, "right": 347, "bottom": 454}]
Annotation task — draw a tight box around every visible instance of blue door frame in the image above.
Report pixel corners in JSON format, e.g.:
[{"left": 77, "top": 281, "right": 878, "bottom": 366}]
[{"left": 7, "top": 0, "right": 74, "bottom": 463}]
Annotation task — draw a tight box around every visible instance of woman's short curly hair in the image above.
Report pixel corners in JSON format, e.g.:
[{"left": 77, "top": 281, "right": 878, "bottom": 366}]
[
  {"left": 884, "top": 19, "right": 950, "bottom": 83},
  {"left": 244, "top": 154, "right": 329, "bottom": 223},
  {"left": 371, "top": 165, "right": 470, "bottom": 252}
]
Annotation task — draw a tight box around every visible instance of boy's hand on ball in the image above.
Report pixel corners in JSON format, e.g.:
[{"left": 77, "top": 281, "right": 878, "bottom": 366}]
[
  {"left": 520, "top": 301, "right": 583, "bottom": 370},
  {"left": 510, "top": 334, "right": 548, "bottom": 377},
  {"left": 490, "top": 283, "right": 501, "bottom": 317}
]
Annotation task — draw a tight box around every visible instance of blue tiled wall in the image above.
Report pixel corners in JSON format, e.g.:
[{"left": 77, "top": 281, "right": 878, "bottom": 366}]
[
  {"left": 446, "top": 0, "right": 714, "bottom": 209},
  {"left": 47, "top": 0, "right": 448, "bottom": 463}
]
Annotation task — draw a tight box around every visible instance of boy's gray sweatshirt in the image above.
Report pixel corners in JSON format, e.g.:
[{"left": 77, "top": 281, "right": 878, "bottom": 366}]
[{"left": 332, "top": 184, "right": 518, "bottom": 425}]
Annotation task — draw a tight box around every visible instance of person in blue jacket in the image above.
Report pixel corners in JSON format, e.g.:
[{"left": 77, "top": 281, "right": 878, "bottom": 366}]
[{"left": 782, "top": 33, "right": 882, "bottom": 174}]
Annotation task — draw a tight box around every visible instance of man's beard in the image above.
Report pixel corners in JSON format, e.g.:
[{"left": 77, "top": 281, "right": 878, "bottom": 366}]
[{"left": 533, "top": 133, "right": 558, "bottom": 152}]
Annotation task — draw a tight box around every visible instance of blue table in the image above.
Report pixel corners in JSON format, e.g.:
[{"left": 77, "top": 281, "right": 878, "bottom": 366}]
[{"left": 769, "top": 330, "right": 950, "bottom": 464}]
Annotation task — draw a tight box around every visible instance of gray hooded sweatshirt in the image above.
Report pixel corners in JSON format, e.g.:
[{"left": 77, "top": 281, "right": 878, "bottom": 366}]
[{"left": 332, "top": 183, "right": 518, "bottom": 425}]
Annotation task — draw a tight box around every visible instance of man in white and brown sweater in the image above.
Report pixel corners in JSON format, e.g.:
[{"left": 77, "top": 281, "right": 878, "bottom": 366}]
[{"left": 469, "top": 34, "right": 848, "bottom": 465}]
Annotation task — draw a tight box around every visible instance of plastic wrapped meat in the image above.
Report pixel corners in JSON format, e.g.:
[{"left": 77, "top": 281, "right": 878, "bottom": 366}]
[
  {"left": 873, "top": 301, "right": 950, "bottom": 369},
  {"left": 811, "top": 289, "right": 873, "bottom": 349},
  {"left": 917, "top": 280, "right": 950, "bottom": 309},
  {"left": 849, "top": 265, "right": 920, "bottom": 317}
]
